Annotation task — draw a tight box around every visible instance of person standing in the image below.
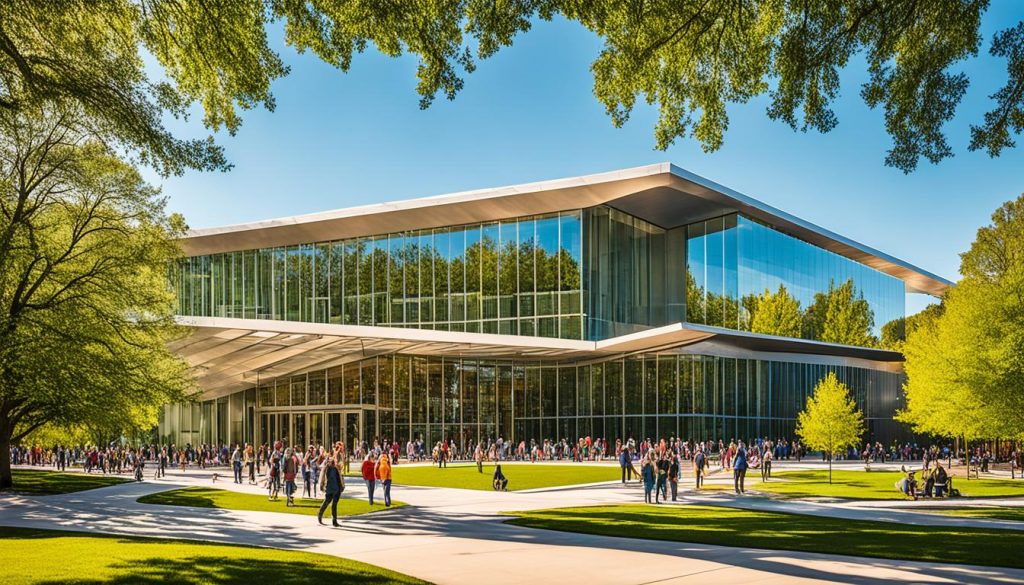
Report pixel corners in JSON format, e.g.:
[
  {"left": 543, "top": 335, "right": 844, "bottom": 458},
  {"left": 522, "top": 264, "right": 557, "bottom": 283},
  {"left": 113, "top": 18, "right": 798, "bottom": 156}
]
[
  {"left": 283, "top": 447, "right": 300, "bottom": 506},
  {"left": 641, "top": 453, "right": 655, "bottom": 504},
  {"left": 619, "top": 445, "right": 631, "bottom": 484},
  {"left": 231, "top": 444, "right": 243, "bottom": 484},
  {"left": 655, "top": 453, "right": 669, "bottom": 504},
  {"left": 668, "top": 452, "right": 680, "bottom": 501},
  {"left": 361, "top": 454, "right": 377, "bottom": 506},
  {"left": 376, "top": 452, "right": 393, "bottom": 507},
  {"left": 244, "top": 444, "right": 255, "bottom": 484},
  {"left": 733, "top": 441, "right": 749, "bottom": 495},
  {"left": 317, "top": 457, "right": 344, "bottom": 527},
  {"left": 761, "top": 445, "right": 772, "bottom": 482},
  {"left": 694, "top": 447, "right": 706, "bottom": 489}
]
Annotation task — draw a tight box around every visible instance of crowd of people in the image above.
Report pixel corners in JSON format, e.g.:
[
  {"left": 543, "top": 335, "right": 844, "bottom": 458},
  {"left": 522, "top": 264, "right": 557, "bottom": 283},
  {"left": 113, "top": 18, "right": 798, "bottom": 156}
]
[{"left": 10, "top": 435, "right": 1021, "bottom": 512}]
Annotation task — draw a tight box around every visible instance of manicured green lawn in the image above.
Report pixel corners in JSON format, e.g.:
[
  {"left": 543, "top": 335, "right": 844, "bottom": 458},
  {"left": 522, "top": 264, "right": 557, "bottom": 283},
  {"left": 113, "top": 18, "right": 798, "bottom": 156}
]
[
  {"left": 928, "top": 507, "right": 1024, "bottom": 522},
  {"left": 0, "top": 527, "right": 427, "bottom": 584},
  {"left": 1, "top": 469, "right": 129, "bottom": 495},
  {"left": 381, "top": 463, "right": 619, "bottom": 491},
  {"left": 750, "top": 469, "right": 1024, "bottom": 499},
  {"left": 138, "top": 486, "right": 405, "bottom": 517},
  {"left": 506, "top": 504, "right": 1024, "bottom": 569}
]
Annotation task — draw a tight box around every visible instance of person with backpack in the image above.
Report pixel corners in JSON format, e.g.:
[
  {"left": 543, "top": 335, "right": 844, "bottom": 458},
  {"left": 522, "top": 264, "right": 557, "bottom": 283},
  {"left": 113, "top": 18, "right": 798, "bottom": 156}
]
[
  {"left": 283, "top": 447, "right": 300, "bottom": 506},
  {"left": 694, "top": 447, "right": 706, "bottom": 489},
  {"left": 317, "top": 457, "right": 344, "bottom": 526},
  {"left": 733, "top": 441, "right": 749, "bottom": 494}
]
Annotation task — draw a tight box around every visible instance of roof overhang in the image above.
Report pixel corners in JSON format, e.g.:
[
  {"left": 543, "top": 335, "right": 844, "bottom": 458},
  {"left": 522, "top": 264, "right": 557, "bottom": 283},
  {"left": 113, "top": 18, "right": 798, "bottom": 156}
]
[
  {"left": 176, "top": 317, "right": 904, "bottom": 400},
  {"left": 180, "top": 163, "right": 952, "bottom": 296}
]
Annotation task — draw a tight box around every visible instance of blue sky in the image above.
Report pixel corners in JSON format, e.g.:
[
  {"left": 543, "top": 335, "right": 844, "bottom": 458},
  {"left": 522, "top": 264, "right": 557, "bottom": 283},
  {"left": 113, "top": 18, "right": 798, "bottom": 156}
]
[{"left": 148, "top": 6, "right": 1024, "bottom": 315}]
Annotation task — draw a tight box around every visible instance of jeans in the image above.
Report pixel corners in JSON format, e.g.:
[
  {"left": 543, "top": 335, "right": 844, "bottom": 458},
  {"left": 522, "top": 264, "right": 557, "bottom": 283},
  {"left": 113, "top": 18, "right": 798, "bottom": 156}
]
[
  {"left": 318, "top": 491, "right": 340, "bottom": 523},
  {"left": 734, "top": 468, "right": 747, "bottom": 494},
  {"left": 247, "top": 462, "right": 255, "bottom": 483},
  {"left": 695, "top": 469, "right": 704, "bottom": 489},
  {"left": 286, "top": 479, "right": 297, "bottom": 498},
  {"left": 366, "top": 480, "right": 376, "bottom": 505},
  {"left": 621, "top": 464, "right": 629, "bottom": 483},
  {"left": 655, "top": 476, "right": 667, "bottom": 503},
  {"left": 382, "top": 479, "right": 392, "bottom": 506},
  {"left": 670, "top": 479, "right": 678, "bottom": 501},
  {"left": 233, "top": 461, "right": 242, "bottom": 483}
]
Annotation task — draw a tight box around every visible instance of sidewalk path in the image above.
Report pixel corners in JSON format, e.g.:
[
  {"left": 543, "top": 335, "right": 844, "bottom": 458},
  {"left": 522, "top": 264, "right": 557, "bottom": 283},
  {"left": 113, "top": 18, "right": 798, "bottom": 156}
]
[{"left": 2, "top": 466, "right": 1023, "bottom": 585}]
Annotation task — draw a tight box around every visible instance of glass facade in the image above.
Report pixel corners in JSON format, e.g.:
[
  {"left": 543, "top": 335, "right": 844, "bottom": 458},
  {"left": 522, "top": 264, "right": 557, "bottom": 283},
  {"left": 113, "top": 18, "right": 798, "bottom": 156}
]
[
  {"left": 186, "top": 351, "right": 906, "bottom": 448},
  {"left": 174, "top": 211, "right": 585, "bottom": 339},
  {"left": 686, "top": 214, "right": 904, "bottom": 341}
]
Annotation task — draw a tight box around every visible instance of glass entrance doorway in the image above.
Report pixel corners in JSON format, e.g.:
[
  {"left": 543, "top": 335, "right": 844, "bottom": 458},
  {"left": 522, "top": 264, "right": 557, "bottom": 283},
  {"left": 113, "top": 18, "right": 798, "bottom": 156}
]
[{"left": 325, "top": 410, "right": 361, "bottom": 450}]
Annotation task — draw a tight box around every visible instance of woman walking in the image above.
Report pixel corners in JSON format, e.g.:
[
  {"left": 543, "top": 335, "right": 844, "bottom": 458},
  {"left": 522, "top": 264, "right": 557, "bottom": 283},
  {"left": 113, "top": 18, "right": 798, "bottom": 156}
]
[
  {"left": 361, "top": 453, "right": 377, "bottom": 505},
  {"left": 245, "top": 444, "right": 256, "bottom": 484},
  {"left": 376, "top": 452, "right": 393, "bottom": 507},
  {"left": 317, "top": 457, "right": 344, "bottom": 527}
]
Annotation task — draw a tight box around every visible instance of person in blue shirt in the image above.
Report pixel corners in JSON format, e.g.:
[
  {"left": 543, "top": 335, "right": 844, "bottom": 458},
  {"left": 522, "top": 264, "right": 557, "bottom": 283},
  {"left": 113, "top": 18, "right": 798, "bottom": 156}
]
[
  {"left": 733, "top": 441, "right": 749, "bottom": 494},
  {"left": 641, "top": 453, "right": 655, "bottom": 503}
]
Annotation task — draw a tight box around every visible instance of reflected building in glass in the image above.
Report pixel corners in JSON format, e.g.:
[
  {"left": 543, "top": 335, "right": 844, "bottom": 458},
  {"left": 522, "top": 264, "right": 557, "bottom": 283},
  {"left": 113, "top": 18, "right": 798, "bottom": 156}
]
[{"left": 161, "top": 164, "right": 950, "bottom": 450}]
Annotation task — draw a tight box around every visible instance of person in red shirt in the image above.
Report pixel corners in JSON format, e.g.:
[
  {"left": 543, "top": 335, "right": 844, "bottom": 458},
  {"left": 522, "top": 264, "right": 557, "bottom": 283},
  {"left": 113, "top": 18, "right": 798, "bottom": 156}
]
[{"left": 361, "top": 454, "right": 377, "bottom": 505}]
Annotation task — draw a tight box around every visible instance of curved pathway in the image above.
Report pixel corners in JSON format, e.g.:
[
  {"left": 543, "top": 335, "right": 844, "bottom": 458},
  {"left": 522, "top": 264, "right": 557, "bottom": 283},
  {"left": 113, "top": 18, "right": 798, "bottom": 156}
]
[{"left": 2, "top": 465, "right": 1023, "bottom": 585}]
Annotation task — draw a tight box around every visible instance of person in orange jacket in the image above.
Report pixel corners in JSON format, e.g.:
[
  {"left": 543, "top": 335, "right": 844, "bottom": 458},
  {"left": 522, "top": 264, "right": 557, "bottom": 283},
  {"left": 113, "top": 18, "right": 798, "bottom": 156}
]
[
  {"left": 375, "top": 452, "right": 393, "bottom": 507},
  {"left": 361, "top": 454, "right": 377, "bottom": 505}
]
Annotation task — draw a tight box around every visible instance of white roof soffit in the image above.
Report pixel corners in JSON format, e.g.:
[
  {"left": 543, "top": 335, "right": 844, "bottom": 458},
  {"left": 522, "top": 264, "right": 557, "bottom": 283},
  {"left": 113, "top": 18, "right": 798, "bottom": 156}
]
[
  {"left": 176, "top": 317, "right": 905, "bottom": 399},
  {"left": 180, "top": 163, "right": 950, "bottom": 296}
]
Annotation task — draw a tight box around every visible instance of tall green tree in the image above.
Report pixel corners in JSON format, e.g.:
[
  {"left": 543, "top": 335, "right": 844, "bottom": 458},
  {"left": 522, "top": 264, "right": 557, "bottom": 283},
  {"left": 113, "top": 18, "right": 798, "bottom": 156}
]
[
  {"left": 804, "top": 278, "right": 877, "bottom": 347},
  {"left": 749, "top": 284, "right": 803, "bottom": 338},
  {"left": 1, "top": 2, "right": 1023, "bottom": 174},
  {"left": 901, "top": 194, "right": 1024, "bottom": 442},
  {"left": 0, "top": 105, "right": 191, "bottom": 489},
  {"left": 796, "top": 372, "right": 865, "bottom": 484}
]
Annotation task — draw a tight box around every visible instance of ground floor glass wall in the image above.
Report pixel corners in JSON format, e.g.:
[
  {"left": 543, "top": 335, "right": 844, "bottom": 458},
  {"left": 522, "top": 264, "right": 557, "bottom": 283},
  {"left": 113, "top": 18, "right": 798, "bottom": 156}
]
[{"left": 163, "top": 352, "right": 907, "bottom": 449}]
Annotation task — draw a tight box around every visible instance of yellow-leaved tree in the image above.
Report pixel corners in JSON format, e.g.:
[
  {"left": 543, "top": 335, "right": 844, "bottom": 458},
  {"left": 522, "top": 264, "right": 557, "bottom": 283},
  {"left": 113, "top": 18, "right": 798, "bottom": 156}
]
[{"left": 796, "top": 373, "right": 865, "bottom": 484}]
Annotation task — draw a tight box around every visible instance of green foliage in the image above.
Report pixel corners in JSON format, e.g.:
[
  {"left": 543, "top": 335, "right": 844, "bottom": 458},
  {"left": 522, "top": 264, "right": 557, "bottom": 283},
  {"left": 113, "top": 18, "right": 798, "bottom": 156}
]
[
  {"left": 0, "top": 105, "right": 192, "bottom": 487},
  {"left": 901, "top": 194, "right": 1024, "bottom": 441},
  {"left": 804, "top": 279, "right": 877, "bottom": 347},
  {"left": 1, "top": 2, "right": 1022, "bottom": 174},
  {"left": 749, "top": 285, "right": 802, "bottom": 338},
  {"left": 796, "top": 373, "right": 864, "bottom": 482}
]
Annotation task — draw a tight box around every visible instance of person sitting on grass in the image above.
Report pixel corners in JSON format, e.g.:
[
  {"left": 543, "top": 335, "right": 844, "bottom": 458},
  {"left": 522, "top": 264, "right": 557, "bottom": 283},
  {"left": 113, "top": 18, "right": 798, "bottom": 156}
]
[
  {"left": 493, "top": 464, "right": 509, "bottom": 491},
  {"left": 896, "top": 469, "right": 918, "bottom": 500},
  {"left": 932, "top": 464, "right": 950, "bottom": 498}
]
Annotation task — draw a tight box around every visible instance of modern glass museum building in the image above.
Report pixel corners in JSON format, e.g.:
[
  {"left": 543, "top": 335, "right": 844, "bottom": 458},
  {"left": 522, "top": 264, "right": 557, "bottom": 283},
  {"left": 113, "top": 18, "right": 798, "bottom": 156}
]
[{"left": 160, "top": 164, "right": 950, "bottom": 450}]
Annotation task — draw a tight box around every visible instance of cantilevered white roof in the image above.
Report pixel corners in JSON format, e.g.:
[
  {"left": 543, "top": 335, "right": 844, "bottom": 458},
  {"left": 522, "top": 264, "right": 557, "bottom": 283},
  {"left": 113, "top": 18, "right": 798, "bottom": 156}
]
[
  {"left": 177, "top": 316, "right": 903, "bottom": 399},
  {"left": 182, "top": 163, "right": 951, "bottom": 296}
]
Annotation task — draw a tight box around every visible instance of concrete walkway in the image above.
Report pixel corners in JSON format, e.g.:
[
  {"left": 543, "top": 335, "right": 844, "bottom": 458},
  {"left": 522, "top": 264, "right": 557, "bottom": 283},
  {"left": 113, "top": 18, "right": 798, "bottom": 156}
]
[{"left": 2, "top": 465, "right": 1023, "bottom": 585}]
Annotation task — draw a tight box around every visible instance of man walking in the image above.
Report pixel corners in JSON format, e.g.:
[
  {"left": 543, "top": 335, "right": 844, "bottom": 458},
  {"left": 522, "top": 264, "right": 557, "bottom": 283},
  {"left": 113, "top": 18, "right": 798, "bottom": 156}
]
[
  {"left": 733, "top": 441, "right": 749, "bottom": 494},
  {"left": 231, "top": 444, "right": 242, "bottom": 484}
]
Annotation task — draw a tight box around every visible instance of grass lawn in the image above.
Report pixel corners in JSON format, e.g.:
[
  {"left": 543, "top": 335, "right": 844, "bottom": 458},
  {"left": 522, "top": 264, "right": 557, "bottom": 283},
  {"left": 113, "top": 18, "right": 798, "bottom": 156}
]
[
  {"left": 0, "top": 527, "right": 427, "bottom": 584},
  {"left": 1, "top": 469, "right": 129, "bottom": 495},
  {"left": 749, "top": 469, "right": 1024, "bottom": 500},
  {"left": 926, "top": 507, "right": 1024, "bottom": 522},
  {"left": 506, "top": 504, "right": 1024, "bottom": 569},
  {"left": 379, "top": 463, "right": 619, "bottom": 491},
  {"left": 138, "top": 486, "right": 405, "bottom": 517}
]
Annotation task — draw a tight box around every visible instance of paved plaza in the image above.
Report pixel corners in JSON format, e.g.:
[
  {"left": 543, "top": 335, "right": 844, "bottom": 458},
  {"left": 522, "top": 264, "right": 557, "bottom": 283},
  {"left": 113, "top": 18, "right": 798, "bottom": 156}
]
[{"left": 3, "top": 462, "right": 1024, "bottom": 584}]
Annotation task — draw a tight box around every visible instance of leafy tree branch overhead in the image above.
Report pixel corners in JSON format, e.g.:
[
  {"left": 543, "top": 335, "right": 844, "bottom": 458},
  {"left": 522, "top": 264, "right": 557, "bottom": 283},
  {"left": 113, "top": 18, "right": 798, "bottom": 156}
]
[{"left": 0, "top": 1, "right": 1020, "bottom": 175}]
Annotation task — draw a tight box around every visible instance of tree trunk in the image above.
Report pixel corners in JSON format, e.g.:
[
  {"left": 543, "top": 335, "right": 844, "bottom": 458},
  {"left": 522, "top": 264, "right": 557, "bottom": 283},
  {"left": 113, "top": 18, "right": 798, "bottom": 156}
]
[
  {"left": 828, "top": 451, "right": 833, "bottom": 484},
  {"left": 0, "top": 422, "right": 12, "bottom": 490}
]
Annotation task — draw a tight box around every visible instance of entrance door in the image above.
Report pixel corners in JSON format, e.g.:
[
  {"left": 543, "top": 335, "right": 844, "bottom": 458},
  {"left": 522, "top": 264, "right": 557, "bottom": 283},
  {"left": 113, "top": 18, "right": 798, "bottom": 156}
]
[
  {"left": 345, "top": 411, "right": 361, "bottom": 453},
  {"left": 309, "top": 413, "right": 323, "bottom": 448}
]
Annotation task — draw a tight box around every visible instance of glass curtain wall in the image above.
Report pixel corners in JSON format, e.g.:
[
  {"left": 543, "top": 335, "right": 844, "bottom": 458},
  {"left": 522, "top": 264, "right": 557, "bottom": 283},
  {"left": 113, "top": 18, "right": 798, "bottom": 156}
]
[
  {"left": 686, "top": 214, "right": 904, "bottom": 343},
  {"left": 176, "top": 211, "right": 585, "bottom": 340},
  {"left": 249, "top": 352, "right": 907, "bottom": 449}
]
